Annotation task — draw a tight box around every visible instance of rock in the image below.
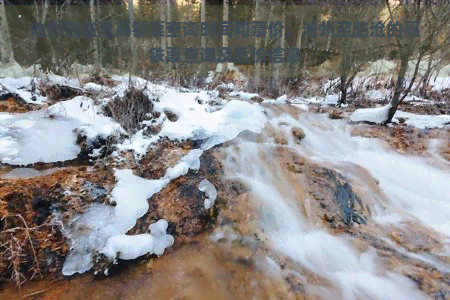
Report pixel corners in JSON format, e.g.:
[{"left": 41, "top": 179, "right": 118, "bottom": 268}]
[
  {"left": 328, "top": 109, "right": 344, "bottom": 119},
  {"left": 291, "top": 127, "right": 306, "bottom": 142},
  {"left": 0, "top": 96, "right": 31, "bottom": 113},
  {"left": 387, "top": 221, "right": 444, "bottom": 253},
  {"left": 163, "top": 109, "right": 179, "bottom": 122},
  {"left": 398, "top": 117, "right": 406, "bottom": 124},
  {"left": 251, "top": 96, "right": 264, "bottom": 103},
  {"left": 236, "top": 130, "right": 264, "bottom": 143}
]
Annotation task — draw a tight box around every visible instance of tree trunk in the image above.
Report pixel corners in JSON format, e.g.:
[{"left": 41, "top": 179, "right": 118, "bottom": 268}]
[
  {"left": 338, "top": 52, "right": 351, "bottom": 105},
  {"left": 166, "top": 0, "right": 172, "bottom": 49},
  {"left": 339, "top": 75, "right": 348, "bottom": 105},
  {"left": 0, "top": 0, "right": 14, "bottom": 64},
  {"left": 326, "top": 32, "right": 332, "bottom": 52},
  {"left": 274, "top": 4, "right": 286, "bottom": 87},
  {"left": 201, "top": 0, "right": 205, "bottom": 50},
  {"left": 161, "top": 1, "right": 166, "bottom": 60},
  {"left": 253, "top": 0, "right": 261, "bottom": 90},
  {"left": 90, "top": 0, "right": 100, "bottom": 72},
  {"left": 222, "top": 0, "right": 229, "bottom": 70},
  {"left": 263, "top": 5, "right": 274, "bottom": 76},
  {"left": 128, "top": 0, "right": 137, "bottom": 75},
  {"left": 422, "top": 54, "right": 433, "bottom": 87},
  {"left": 385, "top": 53, "right": 409, "bottom": 123},
  {"left": 296, "top": 11, "right": 305, "bottom": 75}
]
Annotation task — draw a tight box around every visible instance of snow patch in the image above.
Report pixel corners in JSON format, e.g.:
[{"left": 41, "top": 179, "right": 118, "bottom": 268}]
[
  {"left": 199, "top": 179, "right": 217, "bottom": 209},
  {"left": 350, "top": 104, "right": 391, "bottom": 124},
  {"left": 101, "top": 220, "right": 174, "bottom": 260},
  {"left": 0, "top": 96, "right": 122, "bottom": 165},
  {"left": 393, "top": 111, "right": 450, "bottom": 129}
]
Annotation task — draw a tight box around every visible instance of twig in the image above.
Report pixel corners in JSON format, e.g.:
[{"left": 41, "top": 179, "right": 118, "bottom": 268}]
[
  {"left": 1, "top": 214, "right": 42, "bottom": 278},
  {"left": 21, "top": 289, "right": 48, "bottom": 299}
]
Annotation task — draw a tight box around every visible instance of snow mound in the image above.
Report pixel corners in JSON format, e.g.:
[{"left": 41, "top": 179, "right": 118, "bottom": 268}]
[
  {"left": 350, "top": 104, "right": 391, "bottom": 124},
  {"left": 101, "top": 220, "right": 174, "bottom": 260}
]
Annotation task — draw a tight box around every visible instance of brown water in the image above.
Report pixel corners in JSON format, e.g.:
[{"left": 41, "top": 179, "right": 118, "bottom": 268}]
[{"left": 0, "top": 238, "right": 296, "bottom": 300}]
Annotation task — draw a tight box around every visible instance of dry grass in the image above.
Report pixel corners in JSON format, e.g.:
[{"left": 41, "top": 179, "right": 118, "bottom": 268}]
[{"left": 105, "top": 85, "right": 155, "bottom": 134}]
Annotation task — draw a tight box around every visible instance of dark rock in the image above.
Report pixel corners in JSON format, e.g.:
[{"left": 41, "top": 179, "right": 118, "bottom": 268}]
[
  {"left": 291, "top": 127, "right": 306, "bottom": 142},
  {"left": 32, "top": 197, "right": 52, "bottom": 225},
  {"left": 251, "top": 96, "right": 264, "bottom": 103},
  {"left": 163, "top": 109, "right": 179, "bottom": 122},
  {"left": 308, "top": 167, "right": 368, "bottom": 228}
]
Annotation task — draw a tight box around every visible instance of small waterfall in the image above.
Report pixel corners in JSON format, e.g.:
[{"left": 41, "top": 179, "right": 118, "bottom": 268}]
[{"left": 222, "top": 111, "right": 450, "bottom": 300}]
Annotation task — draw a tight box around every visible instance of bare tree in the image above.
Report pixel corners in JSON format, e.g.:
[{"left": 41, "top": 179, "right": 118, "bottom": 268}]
[
  {"left": 335, "top": 4, "right": 378, "bottom": 106},
  {"left": 166, "top": 0, "right": 172, "bottom": 49},
  {"left": 383, "top": 0, "right": 450, "bottom": 123},
  {"left": 90, "top": 0, "right": 100, "bottom": 72},
  {"left": 0, "top": 0, "right": 14, "bottom": 64},
  {"left": 201, "top": 0, "right": 206, "bottom": 50},
  {"left": 253, "top": 0, "right": 261, "bottom": 89},
  {"left": 161, "top": 0, "right": 166, "bottom": 59},
  {"left": 128, "top": 0, "right": 138, "bottom": 75},
  {"left": 223, "top": 0, "right": 229, "bottom": 70},
  {"left": 274, "top": 3, "right": 286, "bottom": 87}
]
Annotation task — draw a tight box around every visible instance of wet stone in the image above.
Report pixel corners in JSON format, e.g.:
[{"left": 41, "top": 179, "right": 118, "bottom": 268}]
[{"left": 291, "top": 127, "right": 306, "bottom": 142}]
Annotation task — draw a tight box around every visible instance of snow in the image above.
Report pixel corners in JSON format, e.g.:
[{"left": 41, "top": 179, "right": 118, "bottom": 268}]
[
  {"left": 101, "top": 220, "right": 174, "bottom": 260},
  {"left": 350, "top": 104, "right": 450, "bottom": 129},
  {"left": 0, "top": 80, "right": 46, "bottom": 104},
  {"left": 350, "top": 104, "right": 391, "bottom": 124},
  {"left": 198, "top": 179, "right": 217, "bottom": 209},
  {"left": 292, "top": 104, "right": 309, "bottom": 111},
  {"left": 366, "top": 89, "right": 389, "bottom": 101},
  {"left": 229, "top": 91, "right": 260, "bottom": 101},
  {"left": 393, "top": 111, "right": 450, "bottom": 129},
  {"left": 0, "top": 96, "right": 122, "bottom": 165},
  {"left": 111, "top": 169, "right": 168, "bottom": 230},
  {"left": 62, "top": 80, "right": 269, "bottom": 274},
  {"left": 117, "top": 86, "right": 266, "bottom": 159}
]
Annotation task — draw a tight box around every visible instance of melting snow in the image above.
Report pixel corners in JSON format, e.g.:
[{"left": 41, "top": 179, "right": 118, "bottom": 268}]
[
  {"left": 199, "top": 179, "right": 217, "bottom": 209},
  {"left": 0, "top": 96, "right": 122, "bottom": 165},
  {"left": 350, "top": 104, "right": 391, "bottom": 124},
  {"left": 351, "top": 104, "right": 450, "bottom": 129},
  {"left": 62, "top": 84, "right": 268, "bottom": 275},
  {"left": 393, "top": 111, "right": 450, "bottom": 129}
]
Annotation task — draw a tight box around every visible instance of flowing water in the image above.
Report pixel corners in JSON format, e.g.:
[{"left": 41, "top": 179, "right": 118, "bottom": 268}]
[{"left": 222, "top": 111, "right": 450, "bottom": 300}]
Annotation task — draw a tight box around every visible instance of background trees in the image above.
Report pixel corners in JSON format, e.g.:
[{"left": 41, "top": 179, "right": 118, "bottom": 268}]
[{"left": 1, "top": 0, "right": 449, "bottom": 116}]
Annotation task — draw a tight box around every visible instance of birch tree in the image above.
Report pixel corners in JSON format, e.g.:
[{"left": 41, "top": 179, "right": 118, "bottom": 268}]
[
  {"left": 166, "top": 0, "right": 172, "bottom": 49},
  {"left": 222, "top": 0, "right": 229, "bottom": 70},
  {"left": 90, "top": 0, "right": 100, "bottom": 72},
  {"left": 201, "top": 0, "right": 206, "bottom": 50},
  {"left": 274, "top": 3, "right": 286, "bottom": 87},
  {"left": 0, "top": 0, "right": 14, "bottom": 64},
  {"left": 161, "top": 0, "right": 166, "bottom": 59},
  {"left": 128, "top": 0, "right": 138, "bottom": 74},
  {"left": 253, "top": 0, "right": 261, "bottom": 89}
]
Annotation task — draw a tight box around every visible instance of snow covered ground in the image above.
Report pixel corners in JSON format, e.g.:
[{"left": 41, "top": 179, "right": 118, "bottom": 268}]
[
  {"left": 0, "top": 96, "right": 122, "bottom": 165},
  {"left": 351, "top": 103, "right": 450, "bottom": 128},
  {"left": 1, "top": 71, "right": 450, "bottom": 299}
]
